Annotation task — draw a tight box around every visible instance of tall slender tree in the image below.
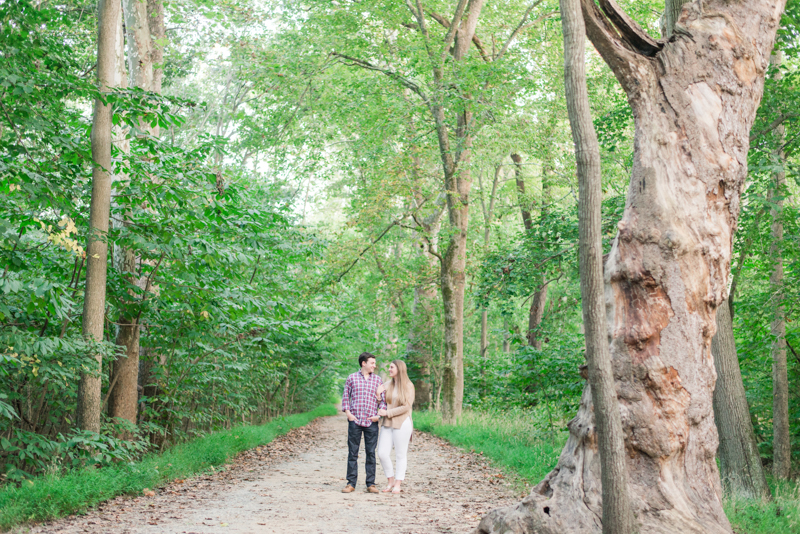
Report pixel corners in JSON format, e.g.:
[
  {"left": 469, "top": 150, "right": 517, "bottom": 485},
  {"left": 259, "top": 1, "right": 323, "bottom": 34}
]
[
  {"left": 108, "top": 0, "right": 158, "bottom": 426},
  {"left": 562, "top": 0, "right": 634, "bottom": 529},
  {"left": 78, "top": 0, "right": 124, "bottom": 433},
  {"left": 768, "top": 50, "right": 790, "bottom": 481}
]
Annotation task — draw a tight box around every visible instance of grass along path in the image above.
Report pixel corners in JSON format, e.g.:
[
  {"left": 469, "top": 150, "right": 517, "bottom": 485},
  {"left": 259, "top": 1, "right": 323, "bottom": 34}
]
[
  {"left": 17, "top": 411, "right": 519, "bottom": 534},
  {"left": 416, "top": 409, "right": 800, "bottom": 534},
  {"left": 1, "top": 405, "right": 338, "bottom": 531}
]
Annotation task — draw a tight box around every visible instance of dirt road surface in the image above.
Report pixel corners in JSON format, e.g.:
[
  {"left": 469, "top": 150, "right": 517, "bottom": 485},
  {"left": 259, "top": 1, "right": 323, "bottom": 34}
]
[{"left": 20, "top": 412, "right": 518, "bottom": 534}]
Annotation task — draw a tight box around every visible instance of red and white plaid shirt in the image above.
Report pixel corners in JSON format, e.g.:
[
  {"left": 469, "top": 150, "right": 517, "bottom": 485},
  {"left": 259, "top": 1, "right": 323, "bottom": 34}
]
[{"left": 342, "top": 370, "right": 387, "bottom": 427}]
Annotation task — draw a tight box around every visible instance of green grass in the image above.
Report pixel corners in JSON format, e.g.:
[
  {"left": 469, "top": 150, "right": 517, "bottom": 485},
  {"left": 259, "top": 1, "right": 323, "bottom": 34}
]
[
  {"left": 414, "top": 408, "right": 568, "bottom": 489},
  {"left": 725, "top": 479, "right": 800, "bottom": 534},
  {"left": 0, "top": 404, "right": 338, "bottom": 531},
  {"left": 416, "top": 408, "right": 800, "bottom": 534}
]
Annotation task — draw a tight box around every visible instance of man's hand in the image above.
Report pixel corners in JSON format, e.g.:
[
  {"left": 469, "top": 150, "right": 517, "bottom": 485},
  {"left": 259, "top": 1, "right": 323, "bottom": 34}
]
[
  {"left": 346, "top": 411, "right": 356, "bottom": 422},
  {"left": 370, "top": 415, "right": 380, "bottom": 422},
  {"left": 378, "top": 409, "right": 387, "bottom": 417},
  {"left": 376, "top": 383, "right": 386, "bottom": 397}
]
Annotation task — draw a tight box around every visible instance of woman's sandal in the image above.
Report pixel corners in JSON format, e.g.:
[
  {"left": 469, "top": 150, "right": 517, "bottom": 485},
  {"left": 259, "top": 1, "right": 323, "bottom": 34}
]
[
  {"left": 391, "top": 486, "right": 401, "bottom": 494},
  {"left": 382, "top": 485, "right": 394, "bottom": 493}
]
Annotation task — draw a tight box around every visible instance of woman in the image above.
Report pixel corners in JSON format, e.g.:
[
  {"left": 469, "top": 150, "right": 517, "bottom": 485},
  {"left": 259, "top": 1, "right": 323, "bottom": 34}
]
[{"left": 375, "top": 359, "right": 415, "bottom": 494}]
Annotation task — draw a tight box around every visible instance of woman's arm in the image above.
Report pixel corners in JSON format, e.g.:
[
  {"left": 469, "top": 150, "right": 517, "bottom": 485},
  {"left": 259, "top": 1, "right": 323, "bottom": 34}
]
[{"left": 385, "top": 385, "right": 415, "bottom": 418}]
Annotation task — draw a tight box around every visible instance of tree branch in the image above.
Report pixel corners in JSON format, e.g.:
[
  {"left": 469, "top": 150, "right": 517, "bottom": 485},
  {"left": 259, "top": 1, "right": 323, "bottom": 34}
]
[
  {"left": 440, "top": 0, "right": 469, "bottom": 65},
  {"left": 579, "top": 0, "right": 645, "bottom": 92},
  {"left": 751, "top": 113, "right": 798, "bottom": 141},
  {"left": 427, "top": 9, "right": 491, "bottom": 62},
  {"left": 596, "top": 0, "right": 662, "bottom": 56},
  {"left": 332, "top": 220, "right": 399, "bottom": 284},
  {"left": 331, "top": 52, "right": 427, "bottom": 100},
  {"left": 495, "top": 0, "right": 554, "bottom": 61}
]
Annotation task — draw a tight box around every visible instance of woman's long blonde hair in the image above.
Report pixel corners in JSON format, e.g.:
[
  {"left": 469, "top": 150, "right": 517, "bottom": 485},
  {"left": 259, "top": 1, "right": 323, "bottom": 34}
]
[{"left": 386, "top": 360, "right": 413, "bottom": 406}]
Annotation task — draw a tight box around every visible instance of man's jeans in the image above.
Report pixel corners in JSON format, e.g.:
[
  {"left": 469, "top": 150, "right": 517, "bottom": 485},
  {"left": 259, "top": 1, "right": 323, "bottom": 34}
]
[{"left": 346, "top": 420, "right": 379, "bottom": 488}]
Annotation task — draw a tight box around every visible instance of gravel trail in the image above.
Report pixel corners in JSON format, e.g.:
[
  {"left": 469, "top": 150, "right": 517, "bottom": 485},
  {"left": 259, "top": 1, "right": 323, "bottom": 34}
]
[{"left": 22, "top": 412, "right": 518, "bottom": 534}]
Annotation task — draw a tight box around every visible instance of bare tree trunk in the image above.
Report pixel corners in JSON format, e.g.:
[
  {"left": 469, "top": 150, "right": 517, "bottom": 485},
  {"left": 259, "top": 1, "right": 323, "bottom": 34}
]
[
  {"left": 769, "top": 53, "right": 790, "bottom": 480},
  {"left": 436, "top": 0, "right": 485, "bottom": 424},
  {"left": 109, "top": 0, "right": 156, "bottom": 426},
  {"left": 712, "top": 299, "right": 770, "bottom": 499},
  {"left": 503, "top": 317, "right": 511, "bottom": 353},
  {"left": 147, "top": 0, "right": 165, "bottom": 97},
  {"left": 78, "top": 0, "right": 123, "bottom": 434},
  {"left": 477, "top": 1, "right": 784, "bottom": 532},
  {"left": 562, "top": 0, "right": 634, "bottom": 530},
  {"left": 661, "top": 0, "right": 689, "bottom": 38},
  {"left": 440, "top": 172, "right": 469, "bottom": 423}
]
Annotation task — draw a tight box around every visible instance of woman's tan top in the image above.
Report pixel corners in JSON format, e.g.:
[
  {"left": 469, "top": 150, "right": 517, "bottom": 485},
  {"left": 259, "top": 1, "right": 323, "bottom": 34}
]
[{"left": 381, "top": 381, "right": 415, "bottom": 429}]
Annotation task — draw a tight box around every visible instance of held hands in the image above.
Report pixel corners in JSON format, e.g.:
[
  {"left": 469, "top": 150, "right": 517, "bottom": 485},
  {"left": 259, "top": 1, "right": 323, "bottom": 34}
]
[
  {"left": 375, "top": 384, "right": 386, "bottom": 398},
  {"left": 378, "top": 409, "right": 387, "bottom": 417}
]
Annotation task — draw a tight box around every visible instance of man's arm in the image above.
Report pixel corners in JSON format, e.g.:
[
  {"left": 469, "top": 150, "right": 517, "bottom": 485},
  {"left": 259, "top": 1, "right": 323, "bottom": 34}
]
[{"left": 342, "top": 375, "right": 352, "bottom": 413}]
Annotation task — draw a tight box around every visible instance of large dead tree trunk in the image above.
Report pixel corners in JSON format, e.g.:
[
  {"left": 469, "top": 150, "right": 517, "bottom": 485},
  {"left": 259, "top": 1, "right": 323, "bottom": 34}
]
[
  {"left": 768, "top": 50, "right": 790, "bottom": 481},
  {"left": 78, "top": 0, "right": 123, "bottom": 434},
  {"left": 477, "top": 1, "right": 785, "bottom": 532},
  {"left": 712, "top": 298, "right": 770, "bottom": 499}
]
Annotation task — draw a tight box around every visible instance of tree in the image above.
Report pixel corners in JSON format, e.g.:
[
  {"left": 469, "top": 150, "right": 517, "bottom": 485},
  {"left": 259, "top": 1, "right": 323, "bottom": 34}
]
[
  {"left": 711, "top": 298, "right": 770, "bottom": 499},
  {"left": 77, "top": 0, "right": 124, "bottom": 434},
  {"left": 478, "top": 1, "right": 786, "bottom": 532},
  {"left": 559, "top": 0, "right": 634, "bottom": 530},
  {"left": 768, "top": 50, "right": 791, "bottom": 481}
]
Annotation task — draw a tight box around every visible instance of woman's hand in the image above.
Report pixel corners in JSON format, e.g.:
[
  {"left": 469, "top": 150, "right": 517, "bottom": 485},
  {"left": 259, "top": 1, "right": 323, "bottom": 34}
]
[
  {"left": 375, "top": 384, "right": 386, "bottom": 398},
  {"left": 370, "top": 415, "right": 380, "bottom": 422},
  {"left": 378, "top": 409, "right": 387, "bottom": 417}
]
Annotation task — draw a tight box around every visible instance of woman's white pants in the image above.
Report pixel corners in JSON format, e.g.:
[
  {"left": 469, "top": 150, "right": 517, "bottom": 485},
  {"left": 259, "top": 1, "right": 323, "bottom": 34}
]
[{"left": 377, "top": 417, "right": 413, "bottom": 480}]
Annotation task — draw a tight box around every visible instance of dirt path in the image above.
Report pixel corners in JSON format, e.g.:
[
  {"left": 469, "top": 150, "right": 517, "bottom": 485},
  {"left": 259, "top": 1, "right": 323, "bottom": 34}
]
[{"left": 21, "top": 413, "right": 518, "bottom": 534}]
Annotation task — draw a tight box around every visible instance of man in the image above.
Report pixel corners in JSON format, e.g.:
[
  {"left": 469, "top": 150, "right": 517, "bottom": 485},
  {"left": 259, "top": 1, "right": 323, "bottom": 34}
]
[{"left": 341, "top": 352, "right": 386, "bottom": 493}]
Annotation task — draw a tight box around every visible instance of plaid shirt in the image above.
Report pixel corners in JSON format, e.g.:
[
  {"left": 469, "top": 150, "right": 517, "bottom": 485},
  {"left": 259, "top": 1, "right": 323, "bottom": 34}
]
[{"left": 342, "top": 370, "right": 387, "bottom": 427}]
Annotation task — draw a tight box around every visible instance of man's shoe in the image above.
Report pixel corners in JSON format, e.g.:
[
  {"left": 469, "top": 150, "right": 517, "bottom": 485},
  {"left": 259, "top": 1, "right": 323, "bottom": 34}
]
[
  {"left": 342, "top": 485, "right": 355, "bottom": 493},
  {"left": 366, "top": 485, "right": 379, "bottom": 494}
]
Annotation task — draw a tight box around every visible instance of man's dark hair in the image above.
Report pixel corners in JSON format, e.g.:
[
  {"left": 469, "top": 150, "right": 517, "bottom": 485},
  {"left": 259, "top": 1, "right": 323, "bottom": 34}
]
[{"left": 358, "top": 352, "right": 376, "bottom": 368}]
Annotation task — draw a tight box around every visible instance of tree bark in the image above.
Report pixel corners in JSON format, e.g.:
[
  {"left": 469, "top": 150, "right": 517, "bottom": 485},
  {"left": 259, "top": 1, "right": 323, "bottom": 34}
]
[
  {"left": 769, "top": 53, "right": 790, "bottom": 481},
  {"left": 712, "top": 299, "right": 770, "bottom": 499},
  {"left": 78, "top": 0, "right": 123, "bottom": 434},
  {"left": 563, "top": 0, "right": 635, "bottom": 530},
  {"left": 661, "top": 0, "right": 689, "bottom": 39},
  {"left": 109, "top": 0, "right": 157, "bottom": 426},
  {"left": 147, "top": 0, "right": 165, "bottom": 97},
  {"left": 477, "top": 1, "right": 784, "bottom": 532},
  {"left": 435, "top": 0, "right": 485, "bottom": 424}
]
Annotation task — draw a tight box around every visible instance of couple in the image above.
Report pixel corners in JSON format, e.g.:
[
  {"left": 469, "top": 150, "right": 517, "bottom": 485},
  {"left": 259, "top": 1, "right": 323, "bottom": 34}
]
[{"left": 341, "top": 352, "right": 415, "bottom": 494}]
